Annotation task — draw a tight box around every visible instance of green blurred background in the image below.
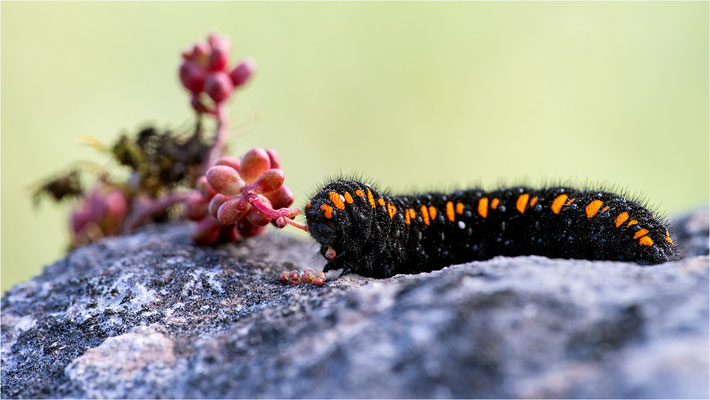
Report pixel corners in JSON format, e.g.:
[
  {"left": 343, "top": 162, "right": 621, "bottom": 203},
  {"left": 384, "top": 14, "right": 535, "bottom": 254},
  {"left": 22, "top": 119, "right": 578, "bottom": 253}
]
[{"left": 2, "top": 2, "right": 708, "bottom": 293}]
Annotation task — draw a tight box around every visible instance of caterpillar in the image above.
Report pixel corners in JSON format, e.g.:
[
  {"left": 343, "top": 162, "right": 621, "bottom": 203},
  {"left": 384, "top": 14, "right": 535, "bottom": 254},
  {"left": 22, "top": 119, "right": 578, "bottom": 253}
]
[{"left": 304, "top": 179, "right": 677, "bottom": 278}]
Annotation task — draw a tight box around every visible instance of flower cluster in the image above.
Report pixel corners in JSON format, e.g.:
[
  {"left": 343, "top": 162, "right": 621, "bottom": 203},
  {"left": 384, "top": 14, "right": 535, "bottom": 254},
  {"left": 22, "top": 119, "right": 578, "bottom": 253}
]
[
  {"left": 280, "top": 269, "right": 326, "bottom": 285},
  {"left": 179, "top": 33, "right": 255, "bottom": 114},
  {"left": 186, "top": 148, "right": 305, "bottom": 245}
]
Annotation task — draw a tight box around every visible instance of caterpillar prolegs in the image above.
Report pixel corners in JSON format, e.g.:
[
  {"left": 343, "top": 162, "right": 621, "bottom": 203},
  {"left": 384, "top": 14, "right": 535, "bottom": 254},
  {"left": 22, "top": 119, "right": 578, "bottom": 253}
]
[{"left": 304, "top": 180, "right": 677, "bottom": 278}]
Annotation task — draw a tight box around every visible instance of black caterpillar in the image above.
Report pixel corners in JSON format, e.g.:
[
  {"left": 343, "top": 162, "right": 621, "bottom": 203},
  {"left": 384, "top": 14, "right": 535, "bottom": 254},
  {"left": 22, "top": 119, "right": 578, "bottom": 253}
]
[{"left": 304, "top": 179, "right": 677, "bottom": 278}]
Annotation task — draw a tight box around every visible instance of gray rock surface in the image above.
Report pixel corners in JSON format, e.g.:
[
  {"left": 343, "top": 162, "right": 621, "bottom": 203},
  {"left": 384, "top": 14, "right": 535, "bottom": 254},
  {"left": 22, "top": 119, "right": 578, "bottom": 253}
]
[{"left": 2, "top": 209, "right": 708, "bottom": 398}]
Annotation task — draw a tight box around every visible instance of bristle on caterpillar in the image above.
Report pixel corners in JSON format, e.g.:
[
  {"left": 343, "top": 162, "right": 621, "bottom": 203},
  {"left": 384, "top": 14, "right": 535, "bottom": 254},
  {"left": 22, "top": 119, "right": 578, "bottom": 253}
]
[{"left": 304, "top": 180, "right": 678, "bottom": 278}]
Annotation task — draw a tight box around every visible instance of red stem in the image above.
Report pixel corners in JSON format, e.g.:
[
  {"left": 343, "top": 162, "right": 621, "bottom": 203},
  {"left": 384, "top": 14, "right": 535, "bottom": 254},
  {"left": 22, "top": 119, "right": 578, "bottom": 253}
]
[
  {"left": 202, "top": 105, "right": 229, "bottom": 174},
  {"left": 123, "top": 191, "right": 192, "bottom": 233}
]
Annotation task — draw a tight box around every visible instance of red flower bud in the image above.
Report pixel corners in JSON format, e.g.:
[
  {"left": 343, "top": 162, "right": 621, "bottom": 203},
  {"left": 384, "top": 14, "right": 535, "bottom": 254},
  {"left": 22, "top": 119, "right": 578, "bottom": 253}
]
[
  {"left": 206, "top": 165, "right": 245, "bottom": 196},
  {"left": 239, "top": 148, "right": 271, "bottom": 183},
  {"left": 204, "top": 72, "right": 234, "bottom": 104},
  {"left": 314, "top": 272, "right": 326, "bottom": 285},
  {"left": 229, "top": 57, "right": 256, "bottom": 87},
  {"left": 265, "top": 148, "right": 281, "bottom": 169},
  {"left": 191, "top": 42, "right": 210, "bottom": 68},
  {"left": 280, "top": 272, "right": 290, "bottom": 283},
  {"left": 179, "top": 60, "right": 207, "bottom": 94},
  {"left": 252, "top": 169, "right": 285, "bottom": 194},
  {"left": 192, "top": 216, "right": 222, "bottom": 245},
  {"left": 207, "top": 33, "right": 231, "bottom": 72},
  {"left": 236, "top": 219, "right": 266, "bottom": 238},
  {"left": 217, "top": 197, "right": 251, "bottom": 225},
  {"left": 289, "top": 271, "right": 302, "bottom": 285},
  {"left": 185, "top": 192, "right": 208, "bottom": 221},
  {"left": 197, "top": 176, "right": 217, "bottom": 199},
  {"left": 264, "top": 185, "right": 295, "bottom": 209},
  {"left": 216, "top": 156, "right": 241, "bottom": 173},
  {"left": 208, "top": 193, "right": 230, "bottom": 218}
]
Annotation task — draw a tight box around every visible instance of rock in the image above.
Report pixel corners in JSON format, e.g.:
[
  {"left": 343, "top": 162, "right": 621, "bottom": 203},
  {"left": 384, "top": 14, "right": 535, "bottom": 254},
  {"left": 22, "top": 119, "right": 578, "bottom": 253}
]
[{"left": 2, "top": 211, "right": 708, "bottom": 398}]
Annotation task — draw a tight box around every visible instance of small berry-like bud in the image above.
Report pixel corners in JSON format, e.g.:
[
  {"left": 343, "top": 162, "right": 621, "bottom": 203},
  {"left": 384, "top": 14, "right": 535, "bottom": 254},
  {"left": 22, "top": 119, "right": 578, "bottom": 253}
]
[
  {"left": 216, "top": 156, "right": 241, "bottom": 173},
  {"left": 236, "top": 219, "right": 266, "bottom": 237},
  {"left": 197, "top": 176, "right": 217, "bottom": 199},
  {"left": 301, "top": 269, "right": 316, "bottom": 284},
  {"left": 229, "top": 57, "right": 256, "bottom": 87},
  {"left": 192, "top": 216, "right": 222, "bottom": 245},
  {"left": 245, "top": 202, "right": 272, "bottom": 226},
  {"left": 265, "top": 185, "right": 294, "bottom": 209},
  {"left": 185, "top": 192, "right": 208, "bottom": 221},
  {"left": 280, "top": 272, "right": 290, "bottom": 283},
  {"left": 208, "top": 193, "right": 230, "bottom": 218},
  {"left": 265, "top": 148, "right": 281, "bottom": 169},
  {"left": 217, "top": 197, "right": 251, "bottom": 225},
  {"left": 204, "top": 72, "right": 234, "bottom": 104},
  {"left": 252, "top": 169, "right": 285, "bottom": 194},
  {"left": 206, "top": 165, "right": 245, "bottom": 196},
  {"left": 191, "top": 42, "right": 210, "bottom": 67},
  {"left": 314, "top": 272, "right": 326, "bottom": 285},
  {"left": 207, "top": 33, "right": 231, "bottom": 71},
  {"left": 239, "top": 148, "right": 271, "bottom": 183},
  {"left": 179, "top": 60, "right": 207, "bottom": 94},
  {"left": 289, "top": 271, "right": 302, "bottom": 285}
]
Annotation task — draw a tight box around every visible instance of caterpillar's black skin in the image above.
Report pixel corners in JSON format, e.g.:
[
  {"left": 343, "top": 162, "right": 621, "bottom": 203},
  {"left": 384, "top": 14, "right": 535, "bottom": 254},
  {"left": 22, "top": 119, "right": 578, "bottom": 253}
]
[{"left": 305, "top": 180, "right": 678, "bottom": 278}]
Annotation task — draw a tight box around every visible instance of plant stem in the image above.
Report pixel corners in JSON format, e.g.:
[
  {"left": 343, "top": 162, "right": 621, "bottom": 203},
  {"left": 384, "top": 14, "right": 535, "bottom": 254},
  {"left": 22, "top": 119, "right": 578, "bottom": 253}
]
[
  {"left": 202, "top": 105, "right": 229, "bottom": 174},
  {"left": 123, "top": 191, "right": 192, "bottom": 233}
]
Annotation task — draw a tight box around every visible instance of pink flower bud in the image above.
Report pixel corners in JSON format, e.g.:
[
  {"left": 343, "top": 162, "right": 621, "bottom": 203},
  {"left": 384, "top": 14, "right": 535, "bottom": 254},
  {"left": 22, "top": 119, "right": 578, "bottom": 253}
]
[
  {"left": 236, "top": 219, "right": 266, "bottom": 238},
  {"left": 252, "top": 169, "right": 285, "bottom": 194},
  {"left": 314, "top": 272, "right": 326, "bottom": 285},
  {"left": 301, "top": 269, "right": 316, "bottom": 284},
  {"left": 208, "top": 193, "right": 230, "bottom": 218},
  {"left": 191, "top": 42, "right": 210, "bottom": 68},
  {"left": 192, "top": 216, "right": 222, "bottom": 245},
  {"left": 197, "top": 176, "right": 217, "bottom": 199},
  {"left": 239, "top": 148, "right": 271, "bottom": 183},
  {"left": 204, "top": 72, "right": 234, "bottom": 104},
  {"left": 217, "top": 197, "right": 251, "bottom": 225},
  {"left": 207, "top": 33, "right": 231, "bottom": 72},
  {"left": 229, "top": 58, "right": 256, "bottom": 87},
  {"left": 206, "top": 165, "right": 245, "bottom": 196},
  {"left": 289, "top": 271, "right": 302, "bottom": 285},
  {"left": 216, "top": 156, "right": 241, "bottom": 173},
  {"left": 185, "top": 192, "right": 208, "bottom": 221},
  {"left": 265, "top": 149, "right": 281, "bottom": 169},
  {"left": 179, "top": 60, "right": 207, "bottom": 94},
  {"left": 264, "top": 185, "right": 294, "bottom": 210},
  {"left": 280, "top": 272, "right": 290, "bottom": 283}
]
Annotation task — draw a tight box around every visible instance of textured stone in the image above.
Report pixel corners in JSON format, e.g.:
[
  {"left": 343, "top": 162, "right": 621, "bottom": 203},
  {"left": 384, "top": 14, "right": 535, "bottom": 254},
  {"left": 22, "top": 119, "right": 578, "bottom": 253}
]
[{"left": 2, "top": 209, "right": 708, "bottom": 398}]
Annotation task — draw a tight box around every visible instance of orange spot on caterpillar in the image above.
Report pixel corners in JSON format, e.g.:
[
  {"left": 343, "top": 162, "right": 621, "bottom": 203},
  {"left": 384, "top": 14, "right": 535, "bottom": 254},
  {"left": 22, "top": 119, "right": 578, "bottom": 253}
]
[
  {"left": 344, "top": 192, "right": 354, "bottom": 204},
  {"left": 405, "top": 210, "right": 411, "bottom": 225},
  {"left": 601, "top": 206, "right": 610, "bottom": 213},
  {"left": 387, "top": 202, "right": 397, "bottom": 218},
  {"left": 355, "top": 189, "right": 365, "bottom": 197},
  {"left": 585, "top": 200, "right": 603, "bottom": 218},
  {"left": 639, "top": 236, "right": 654, "bottom": 246},
  {"left": 456, "top": 202, "right": 464, "bottom": 214},
  {"left": 446, "top": 201, "right": 455, "bottom": 222},
  {"left": 516, "top": 194, "right": 529, "bottom": 214},
  {"left": 420, "top": 205, "right": 430, "bottom": 225},
  {"left": 627, "top": 220, "right": 638, "bottom": 227},
  {"left": 633, "top": 228, "right": 649, "bottom": 240},
  {"left": 329, "top": 191, "right": 345, "bottom": 210},
  {"left": 530, "top": 196, "right": 538, "bottom": 206},
  {"left": 305, "top": 202, "right": 311, "bottom": 209},
  {"left": 478, "top": 197, "right": 488, "bottom": 218},
  {"left": 566, "top": 198, "right": 576, "bottom": 206},
  {"left": 666, "top": 230, "right": 673, "bottom": 244},
  {"left": 551, "top": 194, "right": 568, "bottom": 214},
  {"left": 491, "top": 198, "right": 499, "bottom": 209},
  {"left": 408, "top": 208, "right": 417, "bottom": 222},
  {"left": 429, "top": 206, "right": 437, "bottom": 220},
  {"left": 615, "top": 212, "right": 629, "bottom": 227},
  {"left": 320, "top": 203, "right": 333, "bottom": 219},
  {"left": 378, "top": 198, "right": 385, "bottom": 206},
  {"left": 367, "top": 188, "right": 376, "bottom": 208}
]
